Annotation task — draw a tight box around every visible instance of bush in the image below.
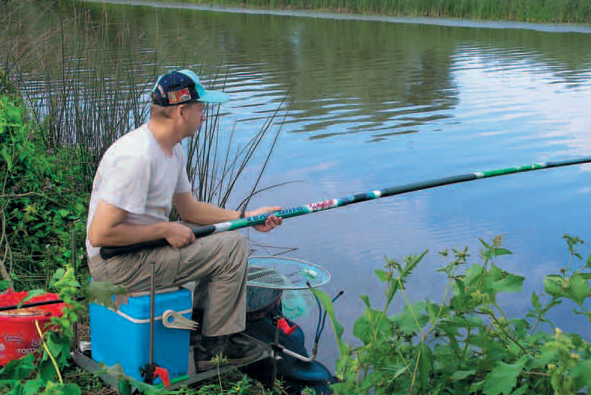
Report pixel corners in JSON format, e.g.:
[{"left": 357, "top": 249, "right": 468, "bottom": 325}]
[
  {"left": 315, "top": 235, "right": 591, "bottom": 395},
  {"left": 0, "top": 94, "right": 90, "bottom": 291}
]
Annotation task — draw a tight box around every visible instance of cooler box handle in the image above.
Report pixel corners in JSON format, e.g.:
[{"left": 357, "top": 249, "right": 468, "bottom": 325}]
[{"left": 162, "top": 310, "right": 199, "bottom": 331}]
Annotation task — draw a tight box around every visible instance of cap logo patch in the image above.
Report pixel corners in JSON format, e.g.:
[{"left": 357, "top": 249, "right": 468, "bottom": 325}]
[{"left": 167, "top": 87, "right": 192, "bottom": 104}]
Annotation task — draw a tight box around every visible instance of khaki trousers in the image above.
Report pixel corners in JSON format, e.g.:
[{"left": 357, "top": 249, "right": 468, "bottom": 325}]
[{"left": 89, "top": 232, "right": 247, "bottom": 337}]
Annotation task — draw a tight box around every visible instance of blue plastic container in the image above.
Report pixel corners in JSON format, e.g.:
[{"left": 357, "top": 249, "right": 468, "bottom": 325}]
[{"left": 89, "top": 287, "right": 192, "bottom": 382}]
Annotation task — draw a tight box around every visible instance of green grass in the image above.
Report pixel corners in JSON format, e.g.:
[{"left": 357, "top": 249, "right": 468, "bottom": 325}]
[{"left": 155, "top": 0, "right": 591, "bottom": 23}]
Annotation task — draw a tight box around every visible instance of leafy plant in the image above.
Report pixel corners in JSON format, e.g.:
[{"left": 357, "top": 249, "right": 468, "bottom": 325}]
[
  {"left": 0, "top": 265, "right": 84, "bottom": 395},
  {"left": 315, "top": 235, "right": 591, "bottom": 395},
  {"left": 0, "top": 94, "right": 90, "bottom": 290}
]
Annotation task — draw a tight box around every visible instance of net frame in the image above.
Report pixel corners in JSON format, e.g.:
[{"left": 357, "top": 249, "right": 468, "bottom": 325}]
[{"left": 246, "top": 256, "right": 331, "bottom": 290}]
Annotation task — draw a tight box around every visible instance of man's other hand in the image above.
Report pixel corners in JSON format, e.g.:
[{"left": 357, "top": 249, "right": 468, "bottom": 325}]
[{"left": 247, "top": 206, "right": 283, "bottom": 232}]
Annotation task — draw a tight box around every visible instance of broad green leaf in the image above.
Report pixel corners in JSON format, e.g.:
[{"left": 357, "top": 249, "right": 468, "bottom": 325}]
[
  {"left": 118, "top": 380, "right": 132, "bottom": 395},
  {"left": 49, "top": 268, "right": 66, "bottom": 288},
  {"left": 486, "top": 264, "right": 503, "bottom": 282},
  {"left": 391, "top": 301, "right": 428, "bottom": 335},
  {"left": 571, "top": 359, "right": 591, "bottom": 389},
  {"left": 453, "top": 277, "right": 466, "bottom": 294},
  {"left": 493, "top": 248, "right": 512, "bottom": 256},
  {"left": 312, "top": 288, "right": 348, "bottom": 357},
  {"left": 539, "top": 343, "right": 560, "bottom": 365},
  {"left": 353, "top": 312, "right": 372, "bottom": 345},
  {"left": 391, "top": 366, "right": 409, "bottom": 381},
  {"left": 426, "top": 300, "right": 438, "bottom": 324},
  {"left": 492, "top": 272, "right": 524, "bottom": 293},
  {"left": 361, "top": 370, "right": 386, "bottom": 392},
  {"left": 45, "top": 332, "right": 70, "bottom": 366},
  {"left": 465, "top": 264, "right": 484, "bottom": 285},
  {"left": 531, "top": 292, "right": 541, "bottom": 311},
  {"left": 0, "top": 354, "right": 35, "bottom": 380},
  {"left": 87, "top": 281, "right": 128, "bottom": 309},
  {"left": 418, "top": 345, "right": 432, "bottom": 389},
  {"left": 355, "top": 308, "right": 393, "bottom": 345},
  {"left": 480, "top": 239, "right": 491, "bottom": 249},
  {"left": 567, "top": 274, "right": 591, "bottom": 305},
  {"left": 450, "top": 293, "right": 476, "bottom": 313},
  {"left": 374, "top": 269, "right": 388, "bottom": 282},
  {"left": 102, "top": 363, "right": 158, "bottom": 394},
  {"left": 451, "top": 370, "right": 475, "bottom": 381},
  {"left": 20, "top": 289, "right": 46, "bottom": 304},
  {"left": 470, "top": 380, "right": 485, "bottom": 393},
  {"left": 330, "top": 382, "right": 350, "bottom": 395},
  {"left": 509, "top": 385, "right": 528, "bottom": 395},
  {"left": 359, "top": 294, "right": 371, "bottom": 309},
  {"left": 441, "top": 314, "right": 482, "bottom": 329},
  {"left": 38, "top": 359, "right": 58, "bottom": 383},
  {"left": 40, "top": 382, "right": 81, "bottom": 395},
  {"left": 510, "top": 318, "right": 530, "bottom": 337},
  {"left": 482, "top": 359, "right": 526, "bottom": 395},
  {"left": 544, "top": 275, "right": 567, "bottom": 298},
  {"left": 22, "top": 378, "right": 44, "bottom": 395},
  {"left": 1, "top": 149, "right": 12, "bottom": 171},
  {"left": 372, "top": 310, "right": 394, "bottom": 338}
]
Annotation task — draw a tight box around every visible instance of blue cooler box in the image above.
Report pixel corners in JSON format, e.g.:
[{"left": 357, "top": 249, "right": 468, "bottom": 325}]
[{"left": 89, "top": 287, "right": 193, "bottom": 382}]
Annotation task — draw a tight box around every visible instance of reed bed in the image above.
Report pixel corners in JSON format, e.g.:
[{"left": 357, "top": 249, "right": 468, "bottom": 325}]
[
  {"left": 2, "top": 0, "right": 283, "bottom": 210},
  {"left": 163, "top": 0, "right": 591, "bottom": 23}
]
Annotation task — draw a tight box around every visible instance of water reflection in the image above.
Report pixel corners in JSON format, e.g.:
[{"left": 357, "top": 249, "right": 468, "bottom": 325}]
[{"left": 8, "top": 1, "right": 591, "bottom": 143}]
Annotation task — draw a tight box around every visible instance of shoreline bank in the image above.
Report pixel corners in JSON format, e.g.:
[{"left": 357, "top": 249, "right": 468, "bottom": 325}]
[{"left": 83, "top": 0, "right": 591, "bottom": 33}]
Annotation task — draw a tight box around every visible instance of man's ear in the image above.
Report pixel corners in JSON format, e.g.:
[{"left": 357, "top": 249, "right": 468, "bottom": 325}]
[{"left": 176, "top": 104, "right": 187, "bottom": 119}]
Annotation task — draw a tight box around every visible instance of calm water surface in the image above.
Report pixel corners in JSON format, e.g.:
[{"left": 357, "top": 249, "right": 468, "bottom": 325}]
[{"left": 9, "top": 1, "right": 591, "bottom": 368}]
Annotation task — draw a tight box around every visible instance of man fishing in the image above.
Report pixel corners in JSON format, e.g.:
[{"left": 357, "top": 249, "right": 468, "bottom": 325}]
[{"left": 85, "top": 69, "right": 282, "bottom": 371}]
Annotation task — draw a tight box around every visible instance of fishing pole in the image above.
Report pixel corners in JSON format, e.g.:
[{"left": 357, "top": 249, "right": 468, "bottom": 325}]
[
  {"left": 100, "top": 156, "right": 591, "bottom": 259},
  {"left": 0, "top": 298, "right": 66, "bottom": 313}
]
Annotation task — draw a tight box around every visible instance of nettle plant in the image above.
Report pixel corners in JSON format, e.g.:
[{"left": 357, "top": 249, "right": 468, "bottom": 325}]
[
  {"left": 315, "top": 235, "right": 591, "bottom": 395},
  {"left": 0, "top": 266, "right": 83, "bottom": 395}
]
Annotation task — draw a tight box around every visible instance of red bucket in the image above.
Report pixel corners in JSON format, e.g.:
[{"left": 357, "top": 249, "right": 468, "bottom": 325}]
[{"left": 0, "top": 291, "right": 65, "bottom": 366}]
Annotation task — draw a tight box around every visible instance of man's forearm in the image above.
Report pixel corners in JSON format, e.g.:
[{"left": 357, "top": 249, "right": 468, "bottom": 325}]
[
  {"left": 180, "top": 200, "right": 241, "bottom": 225},
  {"left": 89, "top": 221, "right": 170, "bottom": 247}
]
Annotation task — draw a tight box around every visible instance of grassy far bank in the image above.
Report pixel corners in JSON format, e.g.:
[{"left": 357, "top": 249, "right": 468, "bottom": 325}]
[{"left": 148, "top": 0, "right": 591, "bottom": 24}]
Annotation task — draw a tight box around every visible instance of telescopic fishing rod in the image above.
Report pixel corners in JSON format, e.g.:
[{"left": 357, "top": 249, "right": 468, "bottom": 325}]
[
  {"left": 100, "top": 156, "right": 591, "bottom": 259},
  {"left": 0, "top": 298, "right": 67, "bottom": 313}
]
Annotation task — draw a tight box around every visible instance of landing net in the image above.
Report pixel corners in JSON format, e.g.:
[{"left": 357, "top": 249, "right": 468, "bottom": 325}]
[{"left": 246, "top": 256, "right": 330, "bottom": 290}]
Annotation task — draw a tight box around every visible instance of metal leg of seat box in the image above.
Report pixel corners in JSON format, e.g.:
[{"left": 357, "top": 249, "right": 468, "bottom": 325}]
[
  {"left": 71, "top": 225, "right": 78, "bottom": 352},
  {"left": 149, "top": 261, "right": 156, "bottom": 380},
  {"left": 140, "top": 261, "right": 157, "bottom": 384}
]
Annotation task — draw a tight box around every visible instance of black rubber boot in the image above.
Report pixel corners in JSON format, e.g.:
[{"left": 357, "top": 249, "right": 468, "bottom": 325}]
[
  {"left": 190, "top": 309, "right": 204, "bottom": 346},
  {"left": 194, "top": 333, "right": 263, "bottom": 371}
]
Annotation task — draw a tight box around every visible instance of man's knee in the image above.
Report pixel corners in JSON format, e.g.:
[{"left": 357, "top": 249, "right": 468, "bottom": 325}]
[
  {"left": 222, "top": 232, "right": 248, "bottom": 271},
  {"left": 224, "top": 231, "right": 246, "bottom": 247}
]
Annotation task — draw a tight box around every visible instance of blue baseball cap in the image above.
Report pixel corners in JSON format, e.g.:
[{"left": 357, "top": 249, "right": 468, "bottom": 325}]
[{"left": 151, "top": 69, "right": 230, "bottom": 106}]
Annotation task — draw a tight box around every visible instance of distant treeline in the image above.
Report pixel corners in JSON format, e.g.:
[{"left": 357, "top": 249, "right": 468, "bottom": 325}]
[{"left": 162, "top": 0, "right": 591, "bottom": 23}]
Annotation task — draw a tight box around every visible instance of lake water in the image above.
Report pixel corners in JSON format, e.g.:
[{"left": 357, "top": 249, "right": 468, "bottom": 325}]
[{"left": 7, "top": 0, "right": 591, "bottom": 369}]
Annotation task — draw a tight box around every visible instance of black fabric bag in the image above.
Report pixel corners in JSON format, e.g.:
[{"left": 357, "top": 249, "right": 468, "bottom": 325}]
[{"left": 244, "top": 288, "right": 335, "bottom": 394}]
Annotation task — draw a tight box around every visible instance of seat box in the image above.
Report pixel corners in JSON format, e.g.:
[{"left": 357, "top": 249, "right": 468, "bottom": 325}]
[{"left": 89, "top": 287, "right": 192, "bottom": 382}]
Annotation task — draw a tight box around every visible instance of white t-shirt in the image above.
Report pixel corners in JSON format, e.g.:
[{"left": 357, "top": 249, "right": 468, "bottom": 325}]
[{"left": 86, "top": 124, "right": 192, "bottom": 258}]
